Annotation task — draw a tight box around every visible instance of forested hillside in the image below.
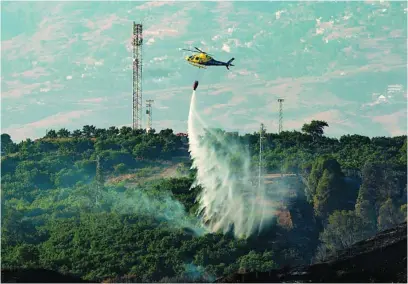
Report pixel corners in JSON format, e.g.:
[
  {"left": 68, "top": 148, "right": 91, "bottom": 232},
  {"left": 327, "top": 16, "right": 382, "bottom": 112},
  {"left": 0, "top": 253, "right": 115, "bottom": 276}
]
[{"left": 1, "top": 121, "right": 407, "bottom": 282}]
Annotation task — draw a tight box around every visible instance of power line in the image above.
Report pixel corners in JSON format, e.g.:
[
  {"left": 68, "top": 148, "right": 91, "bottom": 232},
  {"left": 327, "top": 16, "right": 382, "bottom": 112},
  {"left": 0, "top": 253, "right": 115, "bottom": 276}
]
[
  {"left": 278, "top": 98, "right": 284, "bottom": 134},
  {"left": 132, "top": 22, "right": 143, "bottom": 130}
]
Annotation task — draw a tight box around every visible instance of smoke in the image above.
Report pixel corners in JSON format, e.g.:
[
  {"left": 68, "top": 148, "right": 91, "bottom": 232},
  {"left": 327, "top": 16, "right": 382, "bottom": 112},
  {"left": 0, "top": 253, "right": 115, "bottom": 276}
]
[
  {"left": 188, "top": 90, "right": 284, "bottom": 238},
  {"left": 111, "top": 188, "right": 206, "bottom": 235},
  {"left": 183, "top": 263, "right": 216, "bottom": 282},
  {"left": 72, "top": 183, "right": 207, "bottom": 236}
]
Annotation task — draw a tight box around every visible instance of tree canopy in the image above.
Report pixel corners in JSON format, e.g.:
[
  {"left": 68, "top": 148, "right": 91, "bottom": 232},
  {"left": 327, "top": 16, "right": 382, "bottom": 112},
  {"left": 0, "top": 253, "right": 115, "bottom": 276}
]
[{"left": 1, "top": 122, "right": 406, "bottom": 282}]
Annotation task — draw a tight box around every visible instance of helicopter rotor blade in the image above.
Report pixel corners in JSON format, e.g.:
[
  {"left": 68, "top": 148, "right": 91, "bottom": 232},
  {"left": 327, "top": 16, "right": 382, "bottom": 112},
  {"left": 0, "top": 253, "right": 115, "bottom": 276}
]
[
  {"left": 194, "top": 47, "right": 204, "bottom": 53},
  {"left": 181, "top": 48, "right": 198, "bottom": 53},
  {"left": 194, "top": 47, "right": 213, "bottom": 56}
]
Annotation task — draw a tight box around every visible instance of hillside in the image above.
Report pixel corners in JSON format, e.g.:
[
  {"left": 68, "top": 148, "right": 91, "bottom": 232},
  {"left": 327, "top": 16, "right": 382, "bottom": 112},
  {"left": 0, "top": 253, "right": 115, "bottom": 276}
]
[
  {"left": 1, "top": 122, "right": 407, "bottom": 282},
  {"left": 217, "top": 221, "right": 407, "bottom": 283},
  {"left": 2, "top": 222, "right": 406, "bottom": 283}
]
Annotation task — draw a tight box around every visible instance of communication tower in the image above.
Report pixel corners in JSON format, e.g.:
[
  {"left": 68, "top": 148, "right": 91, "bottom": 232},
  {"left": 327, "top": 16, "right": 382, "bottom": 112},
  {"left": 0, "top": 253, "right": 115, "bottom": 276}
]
[
  {"left": 132, "top": 22, "right": 143, "bottom": 130},
  {"left": 146, "top": 99, "right": 154, "bottom": 132},
  {"left": 278, "top": 98, "right": 284, "bottom": 134}
]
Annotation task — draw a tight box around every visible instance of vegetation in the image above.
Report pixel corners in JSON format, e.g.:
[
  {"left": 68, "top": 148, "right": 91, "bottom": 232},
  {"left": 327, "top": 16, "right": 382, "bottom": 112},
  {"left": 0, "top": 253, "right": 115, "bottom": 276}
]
[{"left": 1, "top": 122, "right": 407, "bottom": 282}]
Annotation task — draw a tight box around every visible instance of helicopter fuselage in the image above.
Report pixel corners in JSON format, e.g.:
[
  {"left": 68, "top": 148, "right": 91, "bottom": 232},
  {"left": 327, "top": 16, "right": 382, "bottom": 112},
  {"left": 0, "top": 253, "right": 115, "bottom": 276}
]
[{"left": 185, "top": 53, "right": 233, "bottom": 68}]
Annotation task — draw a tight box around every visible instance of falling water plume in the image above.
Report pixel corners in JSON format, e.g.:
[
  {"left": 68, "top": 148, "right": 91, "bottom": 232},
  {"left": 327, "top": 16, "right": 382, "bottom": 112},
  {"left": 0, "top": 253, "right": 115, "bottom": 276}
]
[{"left": 187, "top": 91, "right": 283, "bottom": 238}]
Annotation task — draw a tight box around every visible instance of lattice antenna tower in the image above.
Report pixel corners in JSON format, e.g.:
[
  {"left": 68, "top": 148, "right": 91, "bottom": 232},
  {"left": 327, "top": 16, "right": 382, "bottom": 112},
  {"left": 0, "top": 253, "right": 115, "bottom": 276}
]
[
  {"left": 132, "top": 22, "right": 143, "bottom": 130},
  {"left": 146, "top": 99, "right": 154, "bottom": 132},
  {"left": 258, "top": 123, "right": 266, "bottom": 188},
  {"left": 278, "top": 98, "right": 284, "bottom": 134}
]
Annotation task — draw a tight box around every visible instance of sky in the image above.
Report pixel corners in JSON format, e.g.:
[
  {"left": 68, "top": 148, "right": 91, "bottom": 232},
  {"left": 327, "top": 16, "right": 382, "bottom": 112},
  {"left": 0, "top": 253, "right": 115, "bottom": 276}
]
[{"left": 1, "top": 0, "right": 407, "bottom": 142}]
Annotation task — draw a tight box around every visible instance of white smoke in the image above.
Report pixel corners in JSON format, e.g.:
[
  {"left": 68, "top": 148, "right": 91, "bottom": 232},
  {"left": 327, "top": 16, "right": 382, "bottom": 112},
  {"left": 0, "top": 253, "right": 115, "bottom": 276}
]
[{"left": 188, "top": 91, "right": 282, "bottom": 238}]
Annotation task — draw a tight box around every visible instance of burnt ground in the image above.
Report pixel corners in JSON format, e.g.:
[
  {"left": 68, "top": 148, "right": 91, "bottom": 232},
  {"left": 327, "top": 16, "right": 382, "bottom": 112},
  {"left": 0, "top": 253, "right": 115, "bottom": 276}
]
[
  {"left": 1, "top": 268, "right": 92, "bottom": 283},
  {"left": 216, "top": 221, "right": 407, "bottom": 283}
]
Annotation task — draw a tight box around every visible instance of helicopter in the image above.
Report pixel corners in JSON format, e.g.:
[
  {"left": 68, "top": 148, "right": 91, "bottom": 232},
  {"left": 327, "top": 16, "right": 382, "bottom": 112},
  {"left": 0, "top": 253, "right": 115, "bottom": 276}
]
[{"left": 181, "top": 47, "right": 235, "bottom": 70}]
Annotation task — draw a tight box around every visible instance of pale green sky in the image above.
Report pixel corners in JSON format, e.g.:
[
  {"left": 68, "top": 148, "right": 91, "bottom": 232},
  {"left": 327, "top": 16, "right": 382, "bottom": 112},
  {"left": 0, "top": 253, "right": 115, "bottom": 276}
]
[{"left": 1, "top": 1, "right": 407, "bottom": 141}]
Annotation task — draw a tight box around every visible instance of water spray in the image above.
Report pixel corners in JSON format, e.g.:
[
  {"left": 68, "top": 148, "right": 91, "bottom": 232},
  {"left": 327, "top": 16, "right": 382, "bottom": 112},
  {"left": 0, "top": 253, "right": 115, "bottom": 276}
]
[{"left": 187, "top": 90, "right": 284, "bottom": 238}]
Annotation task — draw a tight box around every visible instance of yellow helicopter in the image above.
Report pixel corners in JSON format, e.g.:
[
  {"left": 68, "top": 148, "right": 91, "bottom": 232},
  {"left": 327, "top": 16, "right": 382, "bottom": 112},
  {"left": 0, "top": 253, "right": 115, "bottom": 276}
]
[{"left": 182, "top": 47, "right": 235, "bottom": 70}]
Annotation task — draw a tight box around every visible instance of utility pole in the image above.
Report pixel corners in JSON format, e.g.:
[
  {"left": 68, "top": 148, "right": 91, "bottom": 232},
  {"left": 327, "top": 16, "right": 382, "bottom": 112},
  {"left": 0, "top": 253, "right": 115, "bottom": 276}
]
[
  {"left": 132, "top": 22, "right": 143, "bottom": 130},
  {"left": 278, "top": 98, "right": 284, "bottom": 134},
  {"left": 258, "top": 123, "right": 266, "bottom": 188},
  {"left": 94, "top": 155, "right": 104, "bottom": 206},
  {"left": 146, "top": 99, "right": 154, "bottom": 133}
]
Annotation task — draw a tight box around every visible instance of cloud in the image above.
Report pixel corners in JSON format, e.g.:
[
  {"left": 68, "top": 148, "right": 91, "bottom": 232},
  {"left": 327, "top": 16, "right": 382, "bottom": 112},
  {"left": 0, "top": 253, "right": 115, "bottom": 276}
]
[
  {"left": 1, "top": 2, "right": 406, "bottom": 140},
  {"left": 143, "top": 4, "right": 194, "bottom": 43},
  {"left": 3, "top": 110, "right": 93, "bottom": 142},
  {"left": 2, "top": 80, "right": 64, "bottom": 99},
  {"left": 154, "top": 119, "right": 187, "bottom": 133},
  {"left": 150, "top": 55, "right": 168, "bottom": 63},
  {"left": 2, "top": 8, "right": 79, "bottom": 62},
  {"left": 362, "top": 93, "right": 389, "bottom": 108},
  {"left": 202, "top": 95, "right": 248, "bottom": 115},
  {"left": 203, "top": 103, "right": 230, "bottom": 115},
  {"left": 314, "top": 17, "right": 365, "bottom": 43},
  {"left": 215, "top": 1, "right": 238, "bottom": 31},
  {"left": 77, "top": 97, "right": 107, "bottom": 104},
  {"left": 136, "top": 1, "right": 175, "bottom": 10},
  {"left": 275, "top": 10, "right": 286, "bottom": 20},
  {"left": 11, "top": 67, "right": 50, "bottom": 79},
  {"left": 75, "top": 57, "right": 104, "bottom": 67},
  {"left": 371, "top": 110, "right": 407, "bottom": 136},
  {"left": 222, "top": 43, "right": 231, "bottom": 53},
  {"left": 362, "top": 85, "right": 405, "bottom": 108},
  {"left": 146, "top": 38, "right": 155, "bottom": 45},
  {"left": 238, "top": 109, "right": 358, "bottom": 137}
]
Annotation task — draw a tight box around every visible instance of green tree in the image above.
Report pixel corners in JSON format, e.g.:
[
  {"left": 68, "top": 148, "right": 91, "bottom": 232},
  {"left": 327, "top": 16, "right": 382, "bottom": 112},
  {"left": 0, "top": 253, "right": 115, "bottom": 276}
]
[
  {"left": 1, "top": 133, "right": 15, "bottom": 154},
  {"left": 14, "top": 244, "right": 40, "bottom": 267},
  {"left": 120, "top": 126, "right": 133, "bottom": 136},
  {"left": 45, "top": 129, "right": 58, "bottom": 139},
  {"left": 377, "top": 198, "right": 405, "bottom": 231},
  {"left": 82, "top": 125, "right": 96, "bottom": 138},
  {"left": 133, "top": 143, "right": 151, "bottom": 159},
  {"left": 238, "top": 251, "right": 277, "bottom": 273},
  {"left": 399, "top": 139, "right": 407, "bottom": 165},
  {"left": 301, "top": 120, "right": 329, "bottom": 139},
  {"left": 306, "top": 156, "right": 343, "bottom": 203},
  {"left": 95, "top": 128, "right": 107, "bottom": 138},
  {"left": 72, "top": 129, "right": 82, "bottom": 138},
  {"left": 159, "top": 129, "right": 174, "bottom": 137},
  {"left": 107, "top": 126, "right": 119, "bottom": 137},
  {"left": 57, "top": 128, "right": 70, "bottom": 138},
  {"left": 355, "top": 162, "right": 406, "bottom": 232},
  {"left": 313, "top": 168, "right": 346, "bottom": 219},
  {"left": 317, "top": 210, "right": 371, "bottom": 259},
  {"left": 114, "top": 163, "right": 127, "bottom": 174}
]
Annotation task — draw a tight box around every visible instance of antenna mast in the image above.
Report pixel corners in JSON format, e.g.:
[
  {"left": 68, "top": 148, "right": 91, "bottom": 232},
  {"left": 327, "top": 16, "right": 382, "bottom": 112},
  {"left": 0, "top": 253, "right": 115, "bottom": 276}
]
[
  {"left": 146, "top": 99, "right": 154, "bottom": 132},
  {"left": 278, "top": 98, "right": 284, "bottom": 134},
  {"left": 132, "top": 22, "right": 143, "bottom": 130}
]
